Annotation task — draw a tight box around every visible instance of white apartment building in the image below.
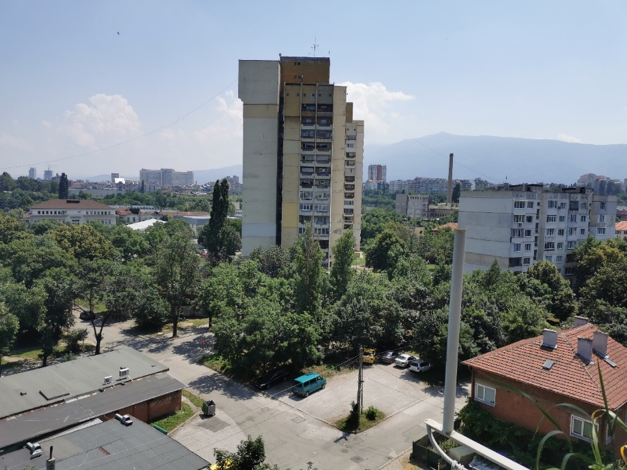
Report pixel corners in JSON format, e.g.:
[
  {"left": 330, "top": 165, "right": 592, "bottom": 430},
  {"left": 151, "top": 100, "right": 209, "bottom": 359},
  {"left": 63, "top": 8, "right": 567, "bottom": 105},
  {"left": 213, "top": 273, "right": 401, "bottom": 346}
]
[
  {"left": 459, "top": 184, "right": 617, "bottom": 278},
  {"left": 28, "top": 199, "right": 116, "bottom": 226},
  {"left": 239, "top": 56, "right": 364, "bottom": 258},
  {"left": 139, "top": 168, "right": 194, "bottom": 187}
]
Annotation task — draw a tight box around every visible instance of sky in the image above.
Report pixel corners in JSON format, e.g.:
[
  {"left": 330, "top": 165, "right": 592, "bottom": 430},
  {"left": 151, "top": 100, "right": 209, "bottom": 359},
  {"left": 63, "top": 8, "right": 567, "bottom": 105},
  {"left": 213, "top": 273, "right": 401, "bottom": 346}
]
[{"left": 0, "top": 1, "right": 626, "bottom": 179}]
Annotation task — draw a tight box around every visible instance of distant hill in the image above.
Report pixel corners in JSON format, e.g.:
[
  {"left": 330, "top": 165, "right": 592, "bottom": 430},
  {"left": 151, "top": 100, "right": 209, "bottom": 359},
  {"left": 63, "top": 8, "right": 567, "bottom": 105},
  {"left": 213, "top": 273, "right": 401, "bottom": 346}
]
[
  {"left": 364, "top": 133, "right": 627, "bottom": 184},
  {"left": 82, "top": 164, "right": 243, "bottom": 185}
]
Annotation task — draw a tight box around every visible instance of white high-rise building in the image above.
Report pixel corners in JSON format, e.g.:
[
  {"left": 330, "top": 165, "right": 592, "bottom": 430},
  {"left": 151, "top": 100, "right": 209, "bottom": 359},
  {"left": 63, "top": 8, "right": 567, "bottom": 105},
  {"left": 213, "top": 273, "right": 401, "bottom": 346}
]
[
  {"left": 28, "top": 167, "right": 37, "bottom": 180},
  {"left": 239, "top": 56, "right": 364, "bottom": 258},
  {"left": 459, "top": 184, "right": 617, "bottom": 278}
]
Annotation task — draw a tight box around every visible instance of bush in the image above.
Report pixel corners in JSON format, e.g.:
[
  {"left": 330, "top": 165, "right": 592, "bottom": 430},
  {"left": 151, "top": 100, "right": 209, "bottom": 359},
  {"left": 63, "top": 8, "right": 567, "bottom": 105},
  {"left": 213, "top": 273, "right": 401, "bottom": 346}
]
[
  {"left": 365, "top": 406, "right": 378, "bottom": 421},
  {"left": 65, "top": 328, "right": 88, "bottom": 354}
]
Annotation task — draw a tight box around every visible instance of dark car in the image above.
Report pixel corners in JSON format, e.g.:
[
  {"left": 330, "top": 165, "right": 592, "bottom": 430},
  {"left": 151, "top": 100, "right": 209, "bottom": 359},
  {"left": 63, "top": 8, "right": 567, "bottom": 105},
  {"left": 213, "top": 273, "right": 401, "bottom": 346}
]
[
  {"left": 79, "top": 310, "right": 95, "bottom": 321},
  {"left": 380, "top": 350, "right": 401, "bottom": 364},
  {"left": 254, "top": 369, "right": 289, "bottom": 390}
]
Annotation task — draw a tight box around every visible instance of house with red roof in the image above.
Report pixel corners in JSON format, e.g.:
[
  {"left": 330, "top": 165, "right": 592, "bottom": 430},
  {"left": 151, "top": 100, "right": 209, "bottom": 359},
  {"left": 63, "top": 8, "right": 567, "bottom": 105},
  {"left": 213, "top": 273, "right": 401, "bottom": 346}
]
[{"left": 462, "top": 317, "right": 627, "bottom": 455}]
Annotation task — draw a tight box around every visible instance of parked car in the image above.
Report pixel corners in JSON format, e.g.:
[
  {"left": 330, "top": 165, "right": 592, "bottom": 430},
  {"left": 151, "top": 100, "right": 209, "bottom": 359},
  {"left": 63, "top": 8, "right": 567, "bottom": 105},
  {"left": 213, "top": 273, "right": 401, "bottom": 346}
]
[
  {"left": 395, "top": 354, "right": 416, "bottom": 368},
  {"left": 409, "top": 359, "right": 432, "bottom": 373},
  {"left": 362, "top": 348, "right": 376, "bottom": 365},
  {"left": 291, "top": 373, "right": 326, "bottom": 397},
  {"left": 380, "top": 350, "right": 400, "bottom": 364},
  {"left": 79, "top": 310, "right": 95, "bottom": 321},
  {"left": 254, "top": 369, "right": 289, "bottom": 390}
]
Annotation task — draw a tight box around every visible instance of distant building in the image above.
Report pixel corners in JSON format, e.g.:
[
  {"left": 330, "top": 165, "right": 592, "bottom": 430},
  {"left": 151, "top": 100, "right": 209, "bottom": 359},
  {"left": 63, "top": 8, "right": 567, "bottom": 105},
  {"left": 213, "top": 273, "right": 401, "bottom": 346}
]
[
  {"left": 239, "top": 55, "right": 363, "bottom": 257},
  {"left": 616, "top": 221, "right": 627, "bottom": 240},
  {"left": 111, "top": 172, "right": 120, "bottom": 184},
  {"left": 617, "top": 206, "right": 627, "bottom": 221},
  {"left": 28, "top": 167, "right": 36, "bottom": 180},
  {"left": 396, "top": 194, "right": 430, "bottom": 218},
  {"left": 459, "top": 184, "right": 618, "bottom": 277},
  {"left": 139, "top": 168, "right": 194, "bottom": 188},
  {"left": 368, "top": 164, "right": 387, "bottom": 183},
  {"left": 28, "top": 199, "right": 116, "bottom": 226},
  {"left": 43, "top": 168, "right": 53, "bottom": 181},
  {"left": 429, "top": 203, "right": 458, "bottom": 219}
]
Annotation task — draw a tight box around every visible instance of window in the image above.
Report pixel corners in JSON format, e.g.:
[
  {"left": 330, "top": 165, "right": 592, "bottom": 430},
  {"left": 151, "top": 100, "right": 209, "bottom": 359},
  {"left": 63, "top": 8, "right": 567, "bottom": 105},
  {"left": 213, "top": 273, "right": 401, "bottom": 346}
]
[
  {"left": 569, "top": 227, "right": 576, "bottom": 236},
  {"left": 598, "top": 227, "right": 606, "bottom": 235},
  {"left": 580, "top": 229, "right": 586, "bottom": 235},
  {"left": 581, "top": 202, "right": 588, "bottom": 209},
  {"left": 526, "top": 216, "right": 534, "bottom": 223},
  {"left": 524, "top": 243, "right": 532, "bottom": 251},
  {"left": 546, "top": 229, "right": 555, "bottom": 236},
  {"left": 545, "top": 242, "right": 555, "bottom": 251},
  {"left": 524, "top": 230, "right": 532, "bottom": 237},
  {"left": 565, "top": 267, "right": 576, "bottom": 275},
  {"left": 548, "top": 200, "right": 557, "bottom": 208},
  {"left": 580, "top": 215, "right": 587, "bottom": 222},
  {"left": 567, "top": 241, "right": 576, "bottom": 249},
  {"left": 559, "top": 216, "right": 565, "bottom": 222},
  {"left": 558, "top": 229, "right": 565, "bottom": 236},
  {"left": 527, "top": 201, "right": 534, "bottom": 208},
  {"left": 600, "top": 202, "right": 606, "bottom": 210},
  {"left": 556, "top": 256, "right": 563, "bottom": 263},
  {"left": 475, "top": 384, "right": 496, "bottom": 406},
  {"left": 523, "top": 257, "right": 531, "bottom": 266},
  {"left": 514, "top": 215, "right": 524, "bottom": 223},
  {"left": 557, "top": 242, "right": 564, "bottom": 250},
  {"left": 570, "top": 214, "right": 577, "bottom": 223},
  {"left": 599, "top": 215, "right": 606, "bottom": 223},
  {"left": 513, "top": 243, "right": 521, "bottom": 252},
  {"left": 571, "top": 415, "right": 596, "bottom": 442},
  {"left": 546, "top": 255, "right": 553, "bottom": 262},
  {"left": 514, "top": 201, "right": 525, "bottom": 209},
  {"left": 547, "top": 215, "right": 557, "bottom": 223}
]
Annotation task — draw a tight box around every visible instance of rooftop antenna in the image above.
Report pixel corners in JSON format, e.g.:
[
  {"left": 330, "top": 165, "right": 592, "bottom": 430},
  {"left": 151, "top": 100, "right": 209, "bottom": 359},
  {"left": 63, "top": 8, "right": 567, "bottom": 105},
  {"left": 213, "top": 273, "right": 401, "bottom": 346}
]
[{"left": 312, "top": 37, "right": 319, "bottom": 57}]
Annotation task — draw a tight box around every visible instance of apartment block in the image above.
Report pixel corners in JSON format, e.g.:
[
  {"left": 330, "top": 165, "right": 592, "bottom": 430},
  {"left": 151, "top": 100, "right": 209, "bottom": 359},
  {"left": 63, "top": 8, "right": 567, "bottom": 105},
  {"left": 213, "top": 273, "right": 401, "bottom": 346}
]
[
  {"left": 459, "top": 184, "right": 617, "bottom": 277},
  {"left": 139, "top": 168, "right": 194, "bottom": 187},
  {"left": 368, "top": 164, "right": 387, "bottom": 183},
  {"left": 239, "top": 56, "right": 364, "bottom": 258},
  {"left": 28, "top": 167, "right": 36, "bottom": 180},
  {"left": 396, "top": 194, "right": 429, "bottom": 218}
]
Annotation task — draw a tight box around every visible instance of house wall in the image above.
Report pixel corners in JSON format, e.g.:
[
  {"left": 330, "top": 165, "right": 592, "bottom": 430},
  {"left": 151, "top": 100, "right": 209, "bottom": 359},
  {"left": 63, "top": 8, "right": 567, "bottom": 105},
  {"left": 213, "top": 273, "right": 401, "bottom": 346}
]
[
  {"left": 471, "top": 370, "right": 626, "bottom": 456},
  {"left": 101, "top": 389, "right": 181, "bottom": 424}
]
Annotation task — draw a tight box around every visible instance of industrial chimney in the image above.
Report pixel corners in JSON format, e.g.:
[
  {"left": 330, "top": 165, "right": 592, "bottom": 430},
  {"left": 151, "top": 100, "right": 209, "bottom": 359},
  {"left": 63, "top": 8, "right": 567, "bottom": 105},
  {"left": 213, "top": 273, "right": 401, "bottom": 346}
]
[{"left": 447, "top": 153, "right": 454, "bottom": 206}]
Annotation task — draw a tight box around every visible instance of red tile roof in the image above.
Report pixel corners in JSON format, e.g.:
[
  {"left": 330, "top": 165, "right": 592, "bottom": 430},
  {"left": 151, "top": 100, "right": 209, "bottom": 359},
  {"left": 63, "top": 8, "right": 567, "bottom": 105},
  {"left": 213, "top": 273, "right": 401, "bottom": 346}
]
[
  {"left": 30, "top": 199, "right": 113, "bottom": 210},
  {"left": 462, "top": 323, "right": 627, "bottom": 409},
  {"left": 433, "top": 222, "right": 458, "bottom": 232},
  {"left": 615, "top": 221, "right": 627, "bottom": 232}
]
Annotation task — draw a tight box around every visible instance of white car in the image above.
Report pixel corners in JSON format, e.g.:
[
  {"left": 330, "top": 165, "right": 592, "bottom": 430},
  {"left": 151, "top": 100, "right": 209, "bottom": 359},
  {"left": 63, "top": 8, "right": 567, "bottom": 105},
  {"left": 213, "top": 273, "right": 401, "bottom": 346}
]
[
  {"left": 394, "top": 354, "right": 415, "bottom": 368},
  {"left": 409, "top": 359, "right": 432, "bottom": 373}
]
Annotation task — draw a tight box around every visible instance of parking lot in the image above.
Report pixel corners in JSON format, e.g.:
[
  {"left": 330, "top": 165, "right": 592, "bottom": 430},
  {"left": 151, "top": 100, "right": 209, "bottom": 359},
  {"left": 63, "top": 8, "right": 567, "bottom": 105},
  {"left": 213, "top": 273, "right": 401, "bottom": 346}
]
[{"left": 171, "top": 356, "right": 470, "bottom": 470}]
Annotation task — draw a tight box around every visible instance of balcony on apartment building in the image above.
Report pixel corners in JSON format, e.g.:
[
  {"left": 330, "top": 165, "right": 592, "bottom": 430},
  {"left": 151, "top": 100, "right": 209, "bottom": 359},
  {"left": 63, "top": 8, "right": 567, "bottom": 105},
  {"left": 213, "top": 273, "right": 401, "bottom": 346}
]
[
  {"left": 300, "top": 179, "right": 314, "bottom": 189},
  {"left": 315, "top": 168, "right": 330, "bottom": 178},
  {"left": 314, "top": 190, "right": 330, "bottom": 201},
  {"left": 345, "top": 192, "right": 355, "bottom": 199},
  {"left": 345, "top": 184, "right": 355, "bottom": 191},
  {"left": 316, "top": 104, "right": 333, "bottom": 115}
]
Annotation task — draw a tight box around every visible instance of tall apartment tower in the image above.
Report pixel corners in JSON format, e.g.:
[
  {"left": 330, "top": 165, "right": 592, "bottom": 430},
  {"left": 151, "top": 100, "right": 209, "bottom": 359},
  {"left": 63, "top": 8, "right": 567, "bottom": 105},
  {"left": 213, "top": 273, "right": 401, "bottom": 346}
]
[
  {"left": 368, "top": 164, "right": 386, "bottom": 182},
  {"left": 239, "top": 56, "right": 364, "bottom": 258},
  {"left": 459, "top": 184, "right": 617, "bottom": 278},
  {"left": 28, "top": 167, "right": 37, "bottom": 180}
]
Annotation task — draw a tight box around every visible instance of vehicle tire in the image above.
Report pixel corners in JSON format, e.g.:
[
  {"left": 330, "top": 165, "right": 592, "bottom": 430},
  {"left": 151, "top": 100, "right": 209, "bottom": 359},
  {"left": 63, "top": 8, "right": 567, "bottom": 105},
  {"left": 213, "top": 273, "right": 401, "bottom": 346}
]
[
  {"left": 321, "top": 383, "right": 326, "bottom": 390},
  {"left": 305, "top": 392, "right": 309, "bottom": 398}
]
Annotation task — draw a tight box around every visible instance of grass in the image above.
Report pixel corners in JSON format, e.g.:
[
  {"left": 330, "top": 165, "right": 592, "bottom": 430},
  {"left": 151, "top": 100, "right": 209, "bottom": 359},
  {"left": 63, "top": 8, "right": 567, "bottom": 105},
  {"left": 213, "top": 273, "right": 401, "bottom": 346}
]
[
  {"left": 182, "top": 389, "right": 205, "bottom": 409},
  {"left": 161, "top": 317, "right": 211, "bottom": 334},
  {"left": 352, "top": 254, "right": 365, "bottom": 266},
  {"left": 151, "top": 403, "right": 194, "bottom": 432},
  {"left": 75, "top": 299, "right": 107, "bottom": 313},
  {"left": 200, "top": 353, "right": 234, "bottom": 376},
  {"left": 336, "top": 406, "right": 385, "bottom": 433}
]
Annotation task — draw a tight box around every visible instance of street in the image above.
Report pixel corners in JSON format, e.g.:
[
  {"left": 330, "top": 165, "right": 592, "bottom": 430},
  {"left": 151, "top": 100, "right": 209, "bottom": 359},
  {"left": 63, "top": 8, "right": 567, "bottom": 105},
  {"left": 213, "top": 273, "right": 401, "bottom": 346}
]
[{"left": 88, "top": 317, "right": 470, "bottom": 470}]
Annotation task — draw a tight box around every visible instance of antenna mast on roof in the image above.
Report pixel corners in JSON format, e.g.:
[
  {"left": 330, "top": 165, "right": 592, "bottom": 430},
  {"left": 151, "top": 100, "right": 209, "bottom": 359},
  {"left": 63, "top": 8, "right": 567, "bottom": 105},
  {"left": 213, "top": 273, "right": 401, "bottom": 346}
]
[{"left": 312, "top": 37, "right": 319, "bottom": 57}]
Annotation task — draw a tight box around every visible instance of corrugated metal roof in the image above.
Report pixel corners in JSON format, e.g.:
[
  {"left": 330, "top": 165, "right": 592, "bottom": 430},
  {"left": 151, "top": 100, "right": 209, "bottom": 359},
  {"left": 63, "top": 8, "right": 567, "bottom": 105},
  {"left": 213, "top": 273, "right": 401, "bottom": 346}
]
[
  {"left": 0, "top": 346, "right": 168, "bottom": 419},
  {"left": 0, "top": 415, "right": 208, "bottom": 470},
  {"left": 0, "top": 373, "right": 184, "bottom": 451}
]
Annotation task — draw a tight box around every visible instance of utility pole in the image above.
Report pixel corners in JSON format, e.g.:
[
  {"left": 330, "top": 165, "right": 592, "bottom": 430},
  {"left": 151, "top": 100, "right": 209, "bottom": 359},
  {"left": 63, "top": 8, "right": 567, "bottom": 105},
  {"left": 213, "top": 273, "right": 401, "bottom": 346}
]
[{"left": 357, "top": 346, "right": 364, "bottom": 413}]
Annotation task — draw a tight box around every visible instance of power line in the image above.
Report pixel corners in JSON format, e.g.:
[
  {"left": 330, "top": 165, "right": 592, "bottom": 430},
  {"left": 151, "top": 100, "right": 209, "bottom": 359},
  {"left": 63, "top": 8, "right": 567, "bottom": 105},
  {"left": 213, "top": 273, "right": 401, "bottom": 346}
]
[{"left": 2, "top": 78, "right": 237, "bottom": 172}]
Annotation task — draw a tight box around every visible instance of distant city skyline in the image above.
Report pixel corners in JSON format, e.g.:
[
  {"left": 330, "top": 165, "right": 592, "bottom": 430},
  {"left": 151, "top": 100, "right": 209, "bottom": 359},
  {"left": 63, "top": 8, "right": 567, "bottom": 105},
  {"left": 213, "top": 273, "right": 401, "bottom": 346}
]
[{"left": 1, "top": 1, "right": 626, "bottom": 179}]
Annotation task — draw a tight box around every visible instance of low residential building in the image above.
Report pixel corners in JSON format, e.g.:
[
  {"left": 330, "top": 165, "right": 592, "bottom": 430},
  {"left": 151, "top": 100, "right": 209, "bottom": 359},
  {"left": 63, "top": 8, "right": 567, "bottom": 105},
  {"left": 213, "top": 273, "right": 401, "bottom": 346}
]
[
  {"left": 428, "top": 203, "right": 457, "bottom": 219},
  {"left": 0, "top": 346, "right": 184, "bottom": 452},
  {"left": 459, "top": 184, "right": 617, "bottom": 276},
  {"left": 462, "top": 319, "right": 627, "bottom": 457},
  {"left": 617, "top": 206, "right": 627, "bottom": 221},
  {"left": 28, "top": 199, "right": 116, "bottom": 226},
  {"left": 616, "top": 221, "right": 627, "bottom": 240},
  {"left": 0, "top": 416, "right": 208, "bottom": 470}
]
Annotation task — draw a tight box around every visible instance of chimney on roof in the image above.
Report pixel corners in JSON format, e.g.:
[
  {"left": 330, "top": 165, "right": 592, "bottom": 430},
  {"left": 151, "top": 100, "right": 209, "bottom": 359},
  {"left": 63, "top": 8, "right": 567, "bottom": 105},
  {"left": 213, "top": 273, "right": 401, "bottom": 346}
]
[
  {"left": 577, "top": 337, "right": 593, "bottom": 363},
  {"left": 542, "top": 329, "right": 558, "bottom": 349},
  {"left": 574, "top": 316, "right": 589, "bottom": 328},
  {"left": 593, "top": 331, "right": 608, "bottom": 358}
]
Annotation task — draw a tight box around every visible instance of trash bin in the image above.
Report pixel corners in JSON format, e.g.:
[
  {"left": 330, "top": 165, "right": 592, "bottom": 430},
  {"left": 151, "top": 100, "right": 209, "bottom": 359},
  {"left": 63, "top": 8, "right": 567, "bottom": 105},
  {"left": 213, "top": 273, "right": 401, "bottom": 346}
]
[{"left": 202, "top": 400, "right": 216, "bottom": 417}]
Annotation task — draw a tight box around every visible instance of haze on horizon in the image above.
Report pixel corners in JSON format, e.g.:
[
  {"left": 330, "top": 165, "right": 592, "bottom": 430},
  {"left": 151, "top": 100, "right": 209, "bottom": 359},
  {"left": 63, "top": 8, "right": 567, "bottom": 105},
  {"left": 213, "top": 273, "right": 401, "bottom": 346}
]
[{"left": 1, "top": 1, "right": 625, "bottom": 181}]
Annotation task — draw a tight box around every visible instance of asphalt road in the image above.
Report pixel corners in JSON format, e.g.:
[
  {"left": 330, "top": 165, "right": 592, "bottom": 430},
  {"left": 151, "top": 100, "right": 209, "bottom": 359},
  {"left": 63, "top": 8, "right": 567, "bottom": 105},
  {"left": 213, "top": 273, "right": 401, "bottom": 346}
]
[{"left": 87, "top": 318, "right": 469, "bottom": 469}]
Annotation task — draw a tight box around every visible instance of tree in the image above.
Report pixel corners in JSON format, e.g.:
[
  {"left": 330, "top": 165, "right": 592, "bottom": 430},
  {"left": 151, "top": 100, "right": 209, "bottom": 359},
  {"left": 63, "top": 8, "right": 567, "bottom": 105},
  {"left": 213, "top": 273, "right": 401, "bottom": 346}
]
[
  {"left": 249, "top": 245, "right": 291, "bottom": 278},
  {"left": 49, "top": 223, "right": 116, "bottom": 261},
  {"left": 153, "top": 232, "right": 200, "bottom": 337},
  {"left": 360, "top": 208, "right": 403, "bottom": 246},
  {"left": 0, "top": 304, "right": 20, "bottom": 377},
  {"left": 0, "top": 212, "right": 29, "bottom": 244},
  {"left": 58, "top": 173, "right": 69, "bottom": 199},
  {"left": 293, "top": 223, "right": 324, "bottom": 316},
  {"left": 364, "top": 224, "right": 408, "bottom": 271},
  {"left": 140, "top": 180, "right": 145, "bottom": 194},
  {"left": 35, "top": 267, "right": 78, "bottom": 366},
  {"left": 194, "top": 262, "right": 245, "bottom": 328},
  {"left": 330, "top": 229, "right": 355, "bottom": 300},
  {"left": 525, "top": 261, "right": 577, "bottom": 322},
  {"left": 0, "top": 171, "right": 17, "bottom": 191},
  {"left": 214, "top": 436, "right": 278, "bottom": 470},
  {"left": 200, "top": 178, "right": 231, "bottom": 259},
  {"left": 452, "top": 183, "right": 461, "bottom": 203}
]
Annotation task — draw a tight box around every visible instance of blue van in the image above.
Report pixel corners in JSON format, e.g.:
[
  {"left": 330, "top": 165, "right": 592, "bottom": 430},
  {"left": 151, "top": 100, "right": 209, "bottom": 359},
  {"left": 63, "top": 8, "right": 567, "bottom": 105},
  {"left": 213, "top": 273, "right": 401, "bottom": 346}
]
[{"left": 291, "top": 373, "right": 326, "bottom": 397}]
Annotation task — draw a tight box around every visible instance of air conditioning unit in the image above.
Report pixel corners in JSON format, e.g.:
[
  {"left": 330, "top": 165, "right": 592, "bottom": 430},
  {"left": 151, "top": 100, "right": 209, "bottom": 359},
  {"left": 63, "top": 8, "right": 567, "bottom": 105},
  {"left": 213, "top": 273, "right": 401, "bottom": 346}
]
[
  {"left": 26, "top": 442, "right": 42, "bottom": 458},
  {"left": 104, "top": 376, "right": 112, "bottom": 385},
  {"left": 119, "top": 367, "right": 129, "bottom": 379}
]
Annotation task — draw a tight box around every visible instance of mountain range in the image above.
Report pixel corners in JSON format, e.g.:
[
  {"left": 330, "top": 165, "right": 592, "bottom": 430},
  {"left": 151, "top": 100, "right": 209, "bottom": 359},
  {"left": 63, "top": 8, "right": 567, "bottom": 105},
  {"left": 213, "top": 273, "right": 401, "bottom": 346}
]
[{"left": 364, "top": 133, "right": 627, "bottom": 185}]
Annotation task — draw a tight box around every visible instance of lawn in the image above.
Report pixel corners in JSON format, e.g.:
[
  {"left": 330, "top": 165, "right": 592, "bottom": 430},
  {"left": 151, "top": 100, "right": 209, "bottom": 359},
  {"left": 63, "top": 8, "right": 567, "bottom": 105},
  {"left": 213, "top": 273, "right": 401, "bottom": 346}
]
[
  {"left": 75, "top": 298, "right": 107, "bottom": 313},
  {"left": 200, "top": 353, "right": 234, "bottom": 376},
  {"left": 182, "top": 389, "right": 205, "bottom": 409},
  {"left": 161, "top": 317, "right": 210, "bottom": 334},
  {"left": 336, "top": 406, "right": 385, "bottom": 433},
  {"left": 151, "top": 403, "right": 194, "bottom": 433}
]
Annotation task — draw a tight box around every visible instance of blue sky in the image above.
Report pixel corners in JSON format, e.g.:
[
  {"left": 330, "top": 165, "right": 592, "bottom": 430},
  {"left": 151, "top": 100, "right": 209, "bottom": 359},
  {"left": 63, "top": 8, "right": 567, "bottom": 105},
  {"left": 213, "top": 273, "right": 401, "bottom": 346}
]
[{"left": 1, "top": 1, "right": 626, "bottom": 178}]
